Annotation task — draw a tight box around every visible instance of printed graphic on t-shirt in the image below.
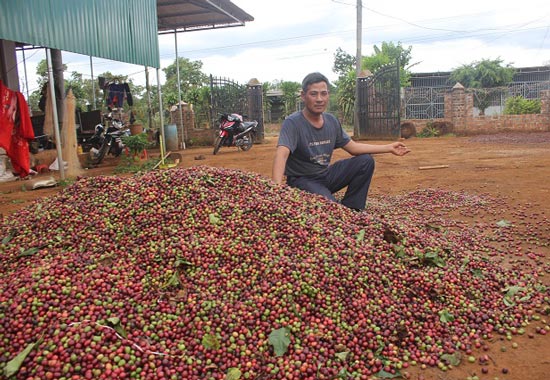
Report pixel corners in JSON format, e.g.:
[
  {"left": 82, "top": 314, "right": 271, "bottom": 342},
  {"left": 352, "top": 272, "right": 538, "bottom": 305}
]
[
  {"left": 308, "top": 139, "right": 332, "bottom": 166},
  {"left": 308, "top": 139, "right": 331, "bottom": 147},
  {"left": 311, "top": 153, "right": 331, "bottom": 166}
]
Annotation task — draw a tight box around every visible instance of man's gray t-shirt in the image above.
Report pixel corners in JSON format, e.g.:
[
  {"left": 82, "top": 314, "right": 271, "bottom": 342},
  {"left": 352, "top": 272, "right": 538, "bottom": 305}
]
[{"left": 277, "top": 111, "right": 351, "bottom": 177}]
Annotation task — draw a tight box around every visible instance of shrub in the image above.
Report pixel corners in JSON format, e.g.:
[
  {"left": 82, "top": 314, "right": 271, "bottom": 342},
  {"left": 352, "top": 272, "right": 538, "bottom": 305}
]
[
  {"left": 418, "top": 123, "right": 439, "bottom": 138},
  {"left": 504, "top": 96, "right": 541, "bottom": 115},
  {"left": 122, "top": 133, "right": 150, "bottom": 157}
]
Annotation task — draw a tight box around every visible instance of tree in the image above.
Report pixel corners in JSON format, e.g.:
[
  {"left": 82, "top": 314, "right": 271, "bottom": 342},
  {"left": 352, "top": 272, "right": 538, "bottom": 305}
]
[
  {"left": 450, "top": 58, "right": 515, "bottom": 114},
  {"left": 162, "top": 57, "right": 209, "bottom": 107},
  {"left": 160, "top": 57, "right": 210, "bottom": 127},
  {"left": 28, "top": 59, "right": 68, "bottom": 111},
  {"left": 363, "top": 42, "right": 412, "bottom": 87},
  {"left": 279, "top": 81, "right": 301, "bottom": 117},
  {"left": 333, "top": 47, "right": 355, "bottom": 80},
  {"left": 336, "top": 70, "right": 356, "bottom": 125},
  {"left": 64, "top": 71, "right": 88, "bottom": 111},
  {"left": 450, "top": 58, "right": 515, "bottom": 88}
]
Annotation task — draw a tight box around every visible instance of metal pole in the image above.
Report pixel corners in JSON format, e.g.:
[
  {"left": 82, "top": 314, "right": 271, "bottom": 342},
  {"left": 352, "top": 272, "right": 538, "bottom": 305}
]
[
  {"left": 356, "top": 0, "right": 362, "bottom": 77},
  {"left": 174, "top": 31, "right": 186, "bottom": 149},
  {"left": 157, "top": 68, "right": 166, "bottom": 155},
  {"left": 90, "top": 56, "right": 96, "bottom": 109},
  {"left": 46, "top": 48, "right": 65, "bottom": 180},
  {"left": 51, "top": 49, "right": 65, "bottom": 130},
  {"left": 354, "top": 0, "right": 362, "bottom": 138},
  {"left": 21, "top": 47, "right": 30, "bottom": 102},
  {"left": 145, "top": 66, "right": 153, "bottom": 130}
]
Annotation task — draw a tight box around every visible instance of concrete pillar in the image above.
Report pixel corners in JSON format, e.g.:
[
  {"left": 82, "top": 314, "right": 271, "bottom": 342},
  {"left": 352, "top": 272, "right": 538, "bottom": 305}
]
[
  {"left": 247, "top": 78, "right": 264, "bottom": 143},
  {"left": 447, "top": 82, "right": 468, "bottom": 133}
]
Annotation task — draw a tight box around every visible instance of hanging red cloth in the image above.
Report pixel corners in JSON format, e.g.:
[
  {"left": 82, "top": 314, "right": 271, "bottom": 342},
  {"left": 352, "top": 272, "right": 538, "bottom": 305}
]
[{"left": 0, "top": 80, "right": 34, "bottom": 177}]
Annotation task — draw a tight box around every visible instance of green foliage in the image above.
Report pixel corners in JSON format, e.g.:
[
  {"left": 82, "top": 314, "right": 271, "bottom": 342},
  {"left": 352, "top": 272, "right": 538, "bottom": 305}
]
[
  {"left": 504, "top": 96, "right": 541, "bottom": 115},
  {"left": 417, "top": 124, "right": 439, "bottom": 138},
  {"left": 114, "top": 156, "right": 161, "bottom": 174},
  {"left": 268, "top": 327, "right": 291, "bottom": 357},
  {"left": 413, "top": 247, "right": 446, "bottom": 267},
  {"left": 450, "top": 58, "right": 515, "bottom": 115},
  {"left": 336, "top": 70, "right": 356, "bottom": 125},
  {"left": 201, "top": 333, "right": 221, "bottom": 350},
  {"left": 65, "top": 71, "right": 94, "bottom": 111},
  {"left": 333, "top": 47, "right": 355, "bottom": 80},
  {"left": 364, "top": 41, "right": 412, "bottom": 70},
  {"left": 438, "top": 309, "right": 455, "bottom": 323},
  {"left": 450, "top": 58, "right": 515, "bottom": 88},
  {"left": 363, "top": 42, "right": 412, "bottom": 87},
  {"left": 121, "top": 133, "right": 149, "bottom": 156},
  {"left": 57, "top": 178, "right": 76, "bottom": 187},
  {"left": 162, "top": 57, "right": 209, "bottom": 108},
  {"left": 4, "top": 336, "right": 43, "bottom": 378},
  {"left": 161, "top": 58, "right": 211, "bottom": 128},
  {"left": 279, "top": 81, "right": 301, "bottom": 117},
  {"left": 226, "top": 368, "right": 242, "bottom": 380}
]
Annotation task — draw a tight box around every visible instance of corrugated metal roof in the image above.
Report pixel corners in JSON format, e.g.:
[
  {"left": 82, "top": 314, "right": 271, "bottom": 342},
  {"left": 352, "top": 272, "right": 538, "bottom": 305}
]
[
  {"left": 0, "top": 0, "right": 160, "bottom": 68},
  {"left": 157, "top": 0, "right": 254, "bottom": 33}
]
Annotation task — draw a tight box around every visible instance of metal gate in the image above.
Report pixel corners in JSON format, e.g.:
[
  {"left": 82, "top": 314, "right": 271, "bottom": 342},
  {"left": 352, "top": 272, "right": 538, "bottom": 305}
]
[
  {"left": 210, "top": 76, "right": 248, "bottom": 118},
  {"left": 210, "top": 76, "right": 264, "bottom": 142},
  {"left": 357, "top": 61, "right": 401, "bottom": 139}
]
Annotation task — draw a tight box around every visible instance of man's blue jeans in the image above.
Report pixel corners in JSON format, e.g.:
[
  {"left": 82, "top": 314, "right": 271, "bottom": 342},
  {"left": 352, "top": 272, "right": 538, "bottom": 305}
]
[{"left": 286, "top": 154, "right": 375, "bottom": 210}]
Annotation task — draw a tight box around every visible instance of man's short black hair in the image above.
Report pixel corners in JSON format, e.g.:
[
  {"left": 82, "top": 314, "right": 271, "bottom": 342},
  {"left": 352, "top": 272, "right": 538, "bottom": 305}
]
[{"left": 301, "top": 72, "right": 330, "bottom": 93}]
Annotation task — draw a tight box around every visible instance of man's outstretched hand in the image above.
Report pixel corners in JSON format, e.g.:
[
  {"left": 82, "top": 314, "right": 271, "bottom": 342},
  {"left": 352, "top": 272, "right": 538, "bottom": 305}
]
[{"left": 389, "top": 141, "right": 411, "bottom": 156}]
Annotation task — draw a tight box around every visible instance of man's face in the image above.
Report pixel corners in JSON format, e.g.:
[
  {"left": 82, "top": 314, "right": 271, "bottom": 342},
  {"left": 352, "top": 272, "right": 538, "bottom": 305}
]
[{"left": 301, "top": 81, "right": 329, "bottom": 115}]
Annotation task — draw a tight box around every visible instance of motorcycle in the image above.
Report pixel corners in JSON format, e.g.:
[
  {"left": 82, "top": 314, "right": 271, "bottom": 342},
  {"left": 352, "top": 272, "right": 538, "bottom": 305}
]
[
  {"left": 213, "top": 113, "right": 258, "bottom": 155},
  {"left": 88, "top": 113, "right": 130, "bottom": 165}
]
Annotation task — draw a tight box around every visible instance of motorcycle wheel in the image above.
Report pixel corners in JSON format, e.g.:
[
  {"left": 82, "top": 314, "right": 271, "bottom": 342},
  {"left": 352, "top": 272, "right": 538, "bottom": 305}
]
[
  {"left": 112, "top": 144, "right": 124, "bottom": 157},
  {"left": 239, "top": 133, "right": 254, "bottom": 151},
  {"left": 89, "top": 139, "right": 110, "bottom": 165},
  {"left": 213, "top": 136, "right": 224, "bottom": 155}
]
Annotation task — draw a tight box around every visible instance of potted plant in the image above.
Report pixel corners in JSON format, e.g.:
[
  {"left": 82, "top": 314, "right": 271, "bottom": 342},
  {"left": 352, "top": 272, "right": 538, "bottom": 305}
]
[
  {"left": 129, "top": 122, "right": 144, "bottom": 136},
  {"left": 122, "top": 133, "right": 149, "bottom": 161}
]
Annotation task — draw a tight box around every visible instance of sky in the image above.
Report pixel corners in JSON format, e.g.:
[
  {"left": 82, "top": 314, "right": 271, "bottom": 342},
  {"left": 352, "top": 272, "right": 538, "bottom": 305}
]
[{"left": 14, "top": 0, "right": 550, "bottom": 97}]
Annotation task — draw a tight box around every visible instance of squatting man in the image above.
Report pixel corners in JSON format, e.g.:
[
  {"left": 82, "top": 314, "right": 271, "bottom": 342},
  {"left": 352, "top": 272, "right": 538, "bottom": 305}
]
[{"left": 272, "top": 72, "right": 410, "bottom": 210}]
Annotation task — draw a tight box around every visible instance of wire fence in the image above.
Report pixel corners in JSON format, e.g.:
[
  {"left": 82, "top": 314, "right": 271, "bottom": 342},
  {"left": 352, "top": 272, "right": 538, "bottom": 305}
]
[{"left": 403, "top": 81, "right": 550, "bottom": 119}]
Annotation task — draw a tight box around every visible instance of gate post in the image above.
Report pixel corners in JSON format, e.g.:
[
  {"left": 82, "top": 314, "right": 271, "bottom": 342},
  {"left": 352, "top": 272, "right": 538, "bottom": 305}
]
[
  {"left": 247, "top": 78, "right": 264, "bottom": 143},
  {"left": 445, "top": 82, "right": 469, "bottom": 134},
  {"left": 356, "top": 73, "right": 370, "bottom": 139}
]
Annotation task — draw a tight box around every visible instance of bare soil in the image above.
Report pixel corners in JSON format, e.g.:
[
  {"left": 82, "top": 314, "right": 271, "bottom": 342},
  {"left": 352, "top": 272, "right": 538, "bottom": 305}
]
[{"left": 2, "top": 131, "right": 550, "bottom": 380}]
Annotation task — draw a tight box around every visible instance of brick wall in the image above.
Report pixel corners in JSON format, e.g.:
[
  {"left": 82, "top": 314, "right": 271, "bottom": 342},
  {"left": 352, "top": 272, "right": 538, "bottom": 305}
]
[
  {"left": 169, "top": 105, "right": 215, "bottom": 147},
  {"left": 404, "top": 88, "right": 550, "bottom": 136}
]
